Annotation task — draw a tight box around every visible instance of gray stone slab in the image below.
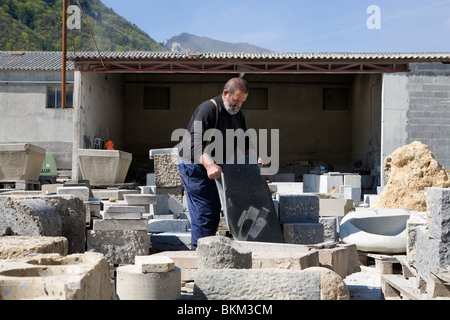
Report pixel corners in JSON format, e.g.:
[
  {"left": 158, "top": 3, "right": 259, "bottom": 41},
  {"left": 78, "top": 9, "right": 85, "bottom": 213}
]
[
  {"left": 104, "top": 205, "right": 146, "bottom": 214},
  {"left": 279, "top": 194, "right": 320, "bottom": 224},
  {"left": 103, "top": 211, "right": 142, "bottom": 220},
  {"left": 92, "top": 219, "right": 148, "bottom": 231},
  {"left": 283, "top": 223, "right": 324, "bottom": 245},
  {"left": 149, "top": 232, "right": 192, "bottom": 251},
  {"left": 147, "top": 219, "right": 189, "bottom": 233},
  {"left": 426, "top": 187, "right": 450, "bottom": 243},
  {"left": 216, "top": 163, "right": 285, "bottom": 243}
]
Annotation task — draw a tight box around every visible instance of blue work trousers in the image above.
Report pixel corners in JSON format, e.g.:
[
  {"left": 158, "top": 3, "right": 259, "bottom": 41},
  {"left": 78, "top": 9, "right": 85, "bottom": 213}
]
[{"left": 178, "top": 161, "right": 221, "bottom": 249}]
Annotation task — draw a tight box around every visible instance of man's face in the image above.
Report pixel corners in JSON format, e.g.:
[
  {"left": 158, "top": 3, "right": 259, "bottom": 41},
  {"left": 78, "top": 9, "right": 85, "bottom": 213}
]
[{"left": 223, "top": 90, "right": 248, "bottom": 115}]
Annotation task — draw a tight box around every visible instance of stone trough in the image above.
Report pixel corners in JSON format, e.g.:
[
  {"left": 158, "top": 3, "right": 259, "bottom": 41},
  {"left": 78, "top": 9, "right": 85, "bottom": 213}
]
[
  {"left": 77, "top": 149, "right": 132, "bottom": 185},
  {"left": 0, "top": 143, "right": 46, "bottom": 181}
]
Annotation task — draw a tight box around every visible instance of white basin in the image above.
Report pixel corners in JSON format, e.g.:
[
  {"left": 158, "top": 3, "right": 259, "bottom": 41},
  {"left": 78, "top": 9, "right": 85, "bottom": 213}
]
[{"left": 340, "top": 208, "right": 411, "bottom": 254}]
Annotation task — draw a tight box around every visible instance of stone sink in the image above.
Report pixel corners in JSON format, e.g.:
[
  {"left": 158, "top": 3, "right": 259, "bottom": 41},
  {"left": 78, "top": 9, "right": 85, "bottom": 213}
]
[{"left": 340, "top": 208, "right": 411, "bottom": 254}]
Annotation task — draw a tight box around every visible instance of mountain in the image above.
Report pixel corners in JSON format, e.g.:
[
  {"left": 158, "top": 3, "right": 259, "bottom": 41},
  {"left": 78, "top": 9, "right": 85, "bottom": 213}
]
[
  {"left": 0, "top": 0, "right": 164, "bottom": 51},
  {"left": 164, "top": 33, "right": 272, "bottom": 53}
]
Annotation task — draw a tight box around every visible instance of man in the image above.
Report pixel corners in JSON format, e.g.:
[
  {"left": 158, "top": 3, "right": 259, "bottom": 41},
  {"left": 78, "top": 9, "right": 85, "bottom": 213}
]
[{"left": 178, "top": 77, "right": 252, "bottom": 249}]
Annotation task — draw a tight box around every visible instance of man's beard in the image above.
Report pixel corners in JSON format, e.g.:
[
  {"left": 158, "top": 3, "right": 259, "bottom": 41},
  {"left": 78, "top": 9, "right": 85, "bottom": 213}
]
[{"left": 224, "top": 96, "right": 240, "bottom": 115}]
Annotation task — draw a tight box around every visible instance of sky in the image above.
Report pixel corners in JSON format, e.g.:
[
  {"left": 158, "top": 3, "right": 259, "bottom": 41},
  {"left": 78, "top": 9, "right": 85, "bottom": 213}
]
[{"left": 100, "top": 0, "right": 450, "bottom": 52}]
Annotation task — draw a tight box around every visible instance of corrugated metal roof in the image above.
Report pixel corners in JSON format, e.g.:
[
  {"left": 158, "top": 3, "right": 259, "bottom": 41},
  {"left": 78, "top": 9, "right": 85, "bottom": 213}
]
[
  {"left": 71, "top": 51, "right": 450, "bottom": 60},
  {"left": 0, "top": 51, "right": 74, "bottom": 71},
  {"left": 1, "top": 51, "right": 450, "bottom": 71}
]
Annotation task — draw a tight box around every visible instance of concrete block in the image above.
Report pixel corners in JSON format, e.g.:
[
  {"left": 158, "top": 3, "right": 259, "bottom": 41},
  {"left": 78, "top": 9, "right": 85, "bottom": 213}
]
[
  {"left": 116, "top": 264, "right": 181, "bottom": 300},
  {"left": 0, "top": 252, "right": 114, "bottom": 300},
  {"left": 0, "top": 236, "right": 68, "bottom": 259},
  {"left": 124, "top": 194, "right": 157, "bottom": 205},
  {"left": 0, "top": 143, "right": 45, "bottom": 181},
  {"left": 151, "top": 250, "right": 198, "bottom": 281},
  {"left": 320, "top": 198, "right": 354, "bottom": 217},
  {"left": 78, "top": 149, "right": 132, "bottom": 185},
  {"left": 148, "top": 219, "right": 189, "bottom": 233},
  {"left": 320, "top": 217, "right": 339, "bottom": 242},
  {"left": 149, "top": 232, "right": 192, "bottom": 251},
  {"left": 278, "top": 194, "right": 319, "bottom": 223},
  {"left": 197, "top": 236, "right": 252, "bottom": 269},
  {"left": 41, "top": 183, "right": 64, "bottom": 194},
  {"left": 426, "top": 187, "right": 450, "bottom": 243},
  {"left": 92, "top": 219, "right": 148, "bottom": 231},
  {"left": 57, "top": 186, "right": 90, "bottom": 201},
  {"left": 153, "top": 153, "right": 183, "bottom": 188},
  {"left": 319, "top": 174, "right": 343, "bottom": 193},
  {"left": 343, "top": 174, "right": 361, "bottom": 188},
  {"left": 135, "top": 255, "right": 175, "bottom": 273},
  {"left": 151, "top": 194, "right": 169, "bottom": 215},
  {"left": 303, "top": 174, "right": 320, "bottom": 193},
  {"left": 283, "top": 223, "right": 324, "bottom": 245},
  {"left": 194, "top": 267, "right": 349, "bottom": 300},
  {"left": 268, "top": 182, "right": 303, "bottom": 194},
  {"left": 168, "top": 196, "right": 187, "bottom": 215},
  {"left": 91, "top": 189, "right": 139, "bottom": 200},
  {"left": 86, "top": 230, "right": 149, "bottom": 265},
  {"left": 339, "top": 185, "right": 361, "bottom": 206}
]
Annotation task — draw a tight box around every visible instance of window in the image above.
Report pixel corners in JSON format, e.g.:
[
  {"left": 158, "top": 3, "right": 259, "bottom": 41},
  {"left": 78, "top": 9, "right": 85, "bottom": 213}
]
[
  {"left": 245, "top": 88, "right": 268, "bottom": 110},
  {"left": 323, "top": 88, "right": 349, "bottom": 111},
  {"left": 47, "top": 86, "right": 73, "bottom": 108},
  {"left": 143, "top": 87, "right": 170, "bottom": 110}
]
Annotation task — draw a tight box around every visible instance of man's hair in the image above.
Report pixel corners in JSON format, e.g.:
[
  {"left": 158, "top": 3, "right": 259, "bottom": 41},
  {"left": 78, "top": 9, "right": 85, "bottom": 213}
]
[{"left": 224, "top": 78, "right": 249, "bottom": 94}]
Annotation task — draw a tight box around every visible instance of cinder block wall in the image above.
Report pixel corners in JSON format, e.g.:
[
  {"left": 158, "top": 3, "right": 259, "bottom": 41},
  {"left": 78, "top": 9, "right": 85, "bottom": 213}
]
[{"left": 407, "top": 63, "right": 450, "bottom": 169}]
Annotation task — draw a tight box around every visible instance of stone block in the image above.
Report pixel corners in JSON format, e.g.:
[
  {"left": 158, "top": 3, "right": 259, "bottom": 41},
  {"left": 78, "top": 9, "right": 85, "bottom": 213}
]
[
  {"left": 151, "top": 194, "right": 169, "bottom": 215},
  {"left": 148, "top": 219, "right": 189, "bottom": 233},
  {"left": 103, "top": 211, "right": 142, "bottom": 220},
  {"left": 57, "top": 186, "right": 90, "bottom": 201},
  {"left": 268, "top": 182, "right": 303, "bottom": 194},
  {"left": 319, "top": 217, "right": 339, "bottom": 242},
  {"left": 124, "top": 194, "right": 157, "bottom": 205},
  {"left": 0, "top": 236, "right": 68, "bottom": 259},
  {"left": 303, "top": 174, "right": 320, "bottom": 193},
  {"left": 0, "top": 199, "right": 63, "bottom": 237},
  {"left": 415, "top": 226, "right": 450, "bottom": 278},
  {"left": 339, "top": 185, "right": 361, "bottom": 206},
  {"left": 149, "top": 232, "right": 192, "bottom": 251},
  {"left": 343, "top": 174, "right": 361, "bottom": 188},
  {"left": 151, "top": 250, "right": 198, "bottom": 282},
  {"left": 91, "top": 189, "right": 139, "bottom": 200},
  {"left": 116, "top": 264, "right": 181, "bottom": 300},
  {"left": 92, "top": 219, "right": 148, "bottom": 231},
  {"left": 312, "top": 243, "right": 361, "bottom": 279},
  {"left": 283, "top": 223, "right": 324, "bottom": 245},
  {"left": 197, "top": 236, "right": 252, "bottom": 269},
  {"left": 168, "top": 196, "right": 187, "bottom": 215},
  {"left": 86, "top": 230, "right": 149, "bottom": 265},
  {"left": 0, "top": 195, "right": 86, "bottom": 254},
  {"left": 406, "top": 211, "right": 428, "bottom": 265},
  {"left": 153, "top": 153, "right": 183, "bottom": 188},
  {"left": 194, "top": 267, "right": 349, "bottom": 300},
  {"left": 278, "top": 194, "right": 319, "bottom": 223},
  {"left": 319, "top": 198, "right": 353, "bottom": 217},
  {"left": 426, "top": 187, "right": 450, "bottom": 243},
  {"left": 319, "top": 173, "right": 343, "bottom": 193},
  {"left": 0, "top": 252, "right": 114, "bottom": 300},
  {"left": 135, "top": 255, "right": 175, "bottom": 273}
]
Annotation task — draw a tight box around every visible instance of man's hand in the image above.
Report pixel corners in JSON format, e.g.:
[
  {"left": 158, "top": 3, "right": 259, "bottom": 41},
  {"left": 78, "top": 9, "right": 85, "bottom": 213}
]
[
  {"left": 206, "top": 163, "right": 222, "bottom": 180},
  {"left": 199, "top": 153, "right": 222, "bottom": 180}
]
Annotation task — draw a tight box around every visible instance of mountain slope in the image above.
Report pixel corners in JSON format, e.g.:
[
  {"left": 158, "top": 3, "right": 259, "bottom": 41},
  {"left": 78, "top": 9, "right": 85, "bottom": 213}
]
[
  {"left": 0, "top": 0, "right": 164, "bottom": 51},
  {"left": 164, "top": 32, "right": 272, "bottom": 53}
]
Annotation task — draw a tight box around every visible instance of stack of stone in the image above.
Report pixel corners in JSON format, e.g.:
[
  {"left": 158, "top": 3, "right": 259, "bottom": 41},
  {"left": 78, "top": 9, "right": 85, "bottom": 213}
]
[
  {"left": 277, "top": 194, "right": 324, "bottom": 245},
  {"left": 148, "top": 148, "right": 191, "bottom": 251},
  {"left": 86, "top": 195, "right": 152, "bottom": 266}
]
